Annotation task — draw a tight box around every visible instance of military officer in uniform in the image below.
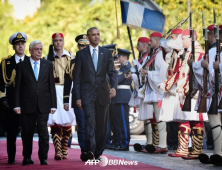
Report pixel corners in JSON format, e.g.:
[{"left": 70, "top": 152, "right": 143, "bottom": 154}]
[
  {"left": 102, "top": 44, "right": 117, "bottom": 150},
  {"left": 63, "top": 34, "right": 89, "bottom": 159},
  {"left": 0, "top": 32, "right": 30, "bottom": 164},
  {"left": 112, "top": 48, "right": 132, "bottom": 151}
]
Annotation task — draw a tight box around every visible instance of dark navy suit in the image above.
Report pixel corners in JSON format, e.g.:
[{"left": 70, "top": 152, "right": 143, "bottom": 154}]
[
  {"left": 64, "top": 59, "right": 86, "bottom": 152},
  {"left": 111, "top": 61, "right": 132, "bottom": 148}
]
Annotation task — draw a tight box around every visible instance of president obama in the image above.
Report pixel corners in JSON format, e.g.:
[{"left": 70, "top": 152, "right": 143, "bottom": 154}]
[{"left": 74, "top": 27, "right": 117, "bottom": 161}]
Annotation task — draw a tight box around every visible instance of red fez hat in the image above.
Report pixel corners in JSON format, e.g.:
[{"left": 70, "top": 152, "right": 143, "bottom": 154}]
[
  {"left": 138, "top": 37, "right": 149, "bottom": 43},
  {"left": 172, "top": 29, "right": 183, "bottom": 34},
  {"left": 150, "top": 32, "right": 162, "bottom": 38},
  {"left": 52, "top": 33, "right": 64, "bottom": 39},
  {"left": 219, "top": 25, "right": 222, "bottom": 31},
  {"left": 182, "top": 29, "right": 197, "bottom": 36},
  {"left": 207, "top": 24, "right": 218, "bottom": 30}
]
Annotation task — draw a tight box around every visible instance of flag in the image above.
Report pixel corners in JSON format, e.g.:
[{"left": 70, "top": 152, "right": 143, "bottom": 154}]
[{"left": 120, "top": 0, "right": 165, "bottom": 33}]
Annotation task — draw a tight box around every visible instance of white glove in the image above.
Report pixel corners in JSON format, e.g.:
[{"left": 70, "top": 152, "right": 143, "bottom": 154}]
[
  {"left": 158, "top": 83, "right": 165, "bottom": 91},
  {"left": 132, "top": 59, "right": 138, "bottom": 66}
]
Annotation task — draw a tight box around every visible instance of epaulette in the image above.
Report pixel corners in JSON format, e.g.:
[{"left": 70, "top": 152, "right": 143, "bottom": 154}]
[
  {"left": 1, "top": 55, "right": 12, "bottom": 61},
  {"left": 1, "top": 56, "right": 16, "bottom": 87},
  {"left": 42, "top": 56, "right": 47, "bottom": 60},
  {"left": 123, "top": 61, "right": 129, "bottom": 66},
  {"left": 68, "top": 52, "right": 75, "bottom": 59},
  {"left": 118, "top": 71, "right": 123, "bottom": 75}
]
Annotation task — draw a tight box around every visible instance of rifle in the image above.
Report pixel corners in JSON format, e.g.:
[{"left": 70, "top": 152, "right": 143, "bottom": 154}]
[
  {"left": 127, "top": 26, "right": 141, "bottom": 87},
  {"left": 208, "top": 8, "right": 221, "bottom": 113},
  {"left": 162, "top": 10, "right": 196, "bottom": 39},
  {"left": 141, "top": 48, "right": 154, "bottom": 70},
  {"left": 197, "top": 10, "right": 208, "bottom": 113},
  {"left": 182, "top": 12, "right": 195, "bottom": 111}
]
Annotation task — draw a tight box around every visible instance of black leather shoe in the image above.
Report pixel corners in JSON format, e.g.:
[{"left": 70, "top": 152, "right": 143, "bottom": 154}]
[
  {"left": 40, "top": 159, "right": 48, "bottom": 165},
  {"left": 115, "top": 146, "right": 129, "bottom": 151},
  {"left": 8, "top": 159, "right": 16, "bottom": 164},
  {"left": 87, "top": 151, "right": 94, "bottom": 160},
  {"left": 109, "top": 144, "right": 116, "bottom": 150},
  {"left": 121, "top": 146, "right": 129, "bottom": 151},
  {"left": 22, "top": 158, "right": 30, "bottom": 166},
  {"left": 95, "top": 156, "right": 102, "bottom": 162},
  {"left": 80, "top": 152, "right": 88, "bottom": 161},
  {"left": 29, "top": 158, "right": 34, "bottom": 164},
  {"left": 105, "top": 144, "right": 110, "bottom": 149},
  {"left": 114, "top": 146, "right": 122, "bottom": 150}
]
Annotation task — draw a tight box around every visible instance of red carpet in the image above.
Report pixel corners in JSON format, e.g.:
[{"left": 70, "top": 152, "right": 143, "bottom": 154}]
[{"left": 0, "top": 139, "right": 168, "bottom": 170}]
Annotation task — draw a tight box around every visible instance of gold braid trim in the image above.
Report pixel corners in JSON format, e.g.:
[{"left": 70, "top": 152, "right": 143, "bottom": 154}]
[
  {"left": 65, "top": 56, "right": 73, "bottom": 80},
  {"left": 178, "top": 45, "right": 204, "bottom": 96},
  {"left": 69, "top": 63, "right": 75, "bottom": 80},
  {"left": 166, "top": 51, "right": 177, "bottom": 79},
  {"left": 0, "top": 91, "right": 6, "bottom": 98},
  {"left": 164, "top": 73, "right": 177, "bottom": 92},
  {"left": 1, "top": 56, "right": 16, "bottom": 87}
]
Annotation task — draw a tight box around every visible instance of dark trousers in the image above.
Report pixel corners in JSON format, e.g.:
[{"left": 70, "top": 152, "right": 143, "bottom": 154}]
[
  {"left": 106, "top": 104, "right": 114, "bottom": 145},
  {"left": 21, "top": 108, "right": 49, "bottom": 160},
  {"left": 112, "top": 103, "right": 130, "bottom": 147},
  {"left": 204, "top": 122, "right": 214, "bottom": 147},
  {"left": 74, "top": 107, "right": 86, "bottom": 152},
  {"left": 4, "top": 109, "right": 20, "bottom": 160},
  {"left": 166, "top": 122, "right": 178, "bottom": 147},
  {"left": 82, "top": 92, "right": 107, "bottom": 158}
]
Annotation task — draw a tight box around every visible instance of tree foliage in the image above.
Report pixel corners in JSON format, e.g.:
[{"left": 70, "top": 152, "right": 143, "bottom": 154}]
[{"left": 0, "top": 0, "right": 222, "bottom": 60}]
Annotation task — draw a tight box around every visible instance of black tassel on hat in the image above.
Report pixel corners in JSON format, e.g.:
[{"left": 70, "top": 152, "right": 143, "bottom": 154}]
[{"left": 47, "top": 44, "right": 54, "bottom": 61}]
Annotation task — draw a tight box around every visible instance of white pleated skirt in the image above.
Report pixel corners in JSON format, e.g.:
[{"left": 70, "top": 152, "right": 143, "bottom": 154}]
[
  {"left": 47, "top": 85, "right": 76, "bottom": 127},
  {"left": 128, "top": 91, "right": 140, "bottom": 107},
  {"left": 159, "top": 92, "right": 208, "bottom": 122},
  {"left": 138, "top": 99, "right": 154, "bottom": 121}
]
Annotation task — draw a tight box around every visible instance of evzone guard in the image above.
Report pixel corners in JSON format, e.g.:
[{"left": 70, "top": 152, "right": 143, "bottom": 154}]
[
  {"left": 46, "top": 32, "right": 76, "bottom": 160},
  {"left": 140, "top": 32, "right": 169, "bottom": 154},
  {"left": 191, "top": 24, "right": 222, "bottom": 165},
  {"left": 127, "top": 37, "right": 159, "bottom": 153},
  {"left": 159, "top": 28, "right": 208, "bottom": 159}
]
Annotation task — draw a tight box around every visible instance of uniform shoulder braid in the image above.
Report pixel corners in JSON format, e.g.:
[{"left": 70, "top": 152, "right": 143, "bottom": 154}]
[
  {"left": 1, "top": 55, "right": 12, "bottom": 61},
  {"left": 1, "top": 55, "right": 16, "bottom": 87}
]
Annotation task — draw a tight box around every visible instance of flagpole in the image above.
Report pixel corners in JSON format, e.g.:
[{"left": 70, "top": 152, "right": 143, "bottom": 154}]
[
  {"left": 127, "top": 26, "right": 136, "bottom": 59},
  {"left": 127, "top": 26, "right": 141, "bottom": 87}
]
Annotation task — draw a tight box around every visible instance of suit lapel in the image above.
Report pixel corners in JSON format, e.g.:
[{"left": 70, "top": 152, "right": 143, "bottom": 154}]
[
  {"left": 86, "top": 46, "right": 95, "bottom": 71},
  {"left": 97, "top": 46, "right": 103, "bottom": 74},
  {"left": 24, "top": 58, "right": 36, "bottom": 80},
  {"left": 38, "top": 59, "right": 46, "bottom": 81}
]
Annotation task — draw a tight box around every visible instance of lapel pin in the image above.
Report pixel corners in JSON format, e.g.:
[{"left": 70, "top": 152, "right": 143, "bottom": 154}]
[{"left": 101, "top": 53, "right": 103, "bottom": 55}]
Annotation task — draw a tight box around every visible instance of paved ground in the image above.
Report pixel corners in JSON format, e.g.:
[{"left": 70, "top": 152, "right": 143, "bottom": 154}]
[{"left": 1, "top": 133, "right": 221, "bottom": 170}]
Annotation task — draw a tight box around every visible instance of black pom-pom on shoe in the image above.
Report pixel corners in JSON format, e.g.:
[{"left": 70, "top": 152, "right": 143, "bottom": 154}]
[
  {"left": 145, "top": 144, "right": 156, "bottom": 153},
  {"left": 198, "top": 153, "right": 211, "bottom": 164},
  {"left": 210, "top": 154, "right": 222, "bottom": 166},
  {"left": 133, "top": 143, "right": 143, "bottom": 152}
]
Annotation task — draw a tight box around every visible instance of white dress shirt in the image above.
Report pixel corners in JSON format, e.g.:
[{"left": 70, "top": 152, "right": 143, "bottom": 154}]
[
  {"left": 89, "top": 45, "right": 99, "bottom": 60},
  {"left": 15, "top": 54, "right": 25, "bottom": 64}
]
